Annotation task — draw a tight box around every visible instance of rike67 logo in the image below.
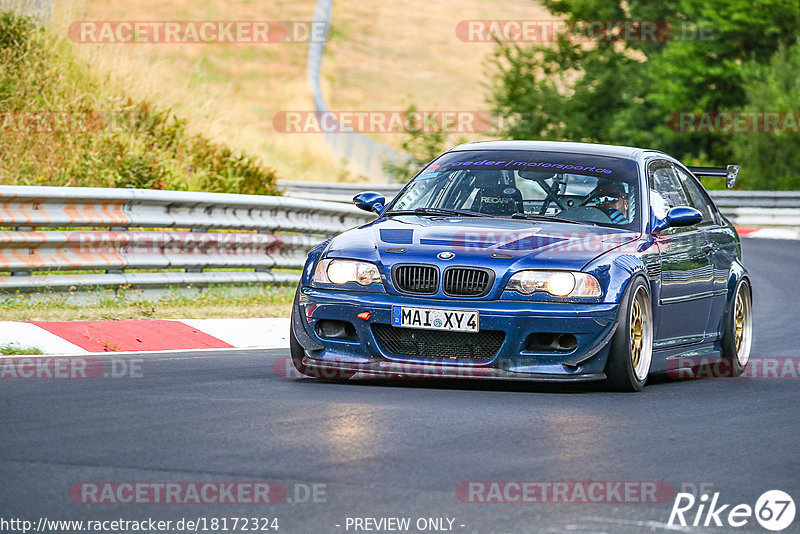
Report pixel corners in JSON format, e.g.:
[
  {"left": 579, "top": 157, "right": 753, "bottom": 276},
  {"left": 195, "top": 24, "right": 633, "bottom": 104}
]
[{"left": 668, "top": 490, "right": 795, "bottom": 531}]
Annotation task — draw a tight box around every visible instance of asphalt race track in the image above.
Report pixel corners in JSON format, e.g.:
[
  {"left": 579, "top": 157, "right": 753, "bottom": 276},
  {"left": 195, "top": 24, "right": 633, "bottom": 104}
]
[{"left": 1, "top": 238, "right": 798, "bottom": 534}]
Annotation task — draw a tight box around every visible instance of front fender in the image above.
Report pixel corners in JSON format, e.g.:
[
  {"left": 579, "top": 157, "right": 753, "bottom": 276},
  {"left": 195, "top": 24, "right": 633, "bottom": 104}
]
[
  {"left": 584, "top": 253, "right": 650, "bottom": 304},
  {"left": 717, "top": 260, "right": 750, "bottom": 333},
  {"left": 300, "top": 238, "right": 332, "bottom": 286}
]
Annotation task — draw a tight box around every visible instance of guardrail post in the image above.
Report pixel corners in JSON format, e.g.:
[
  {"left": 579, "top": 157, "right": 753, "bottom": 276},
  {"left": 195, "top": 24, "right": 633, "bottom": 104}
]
[
  {"left": 186, "top": 228, "right": 206, "bottom": 273},
  {"left": 11, "top": 227, "right": 34, "bottom": 277},
  {"left": 106, "top": 226, "right": 128, "bottom": 274},
  {"left": 255, "top": 230, "right": 271, "bottom": 273}
]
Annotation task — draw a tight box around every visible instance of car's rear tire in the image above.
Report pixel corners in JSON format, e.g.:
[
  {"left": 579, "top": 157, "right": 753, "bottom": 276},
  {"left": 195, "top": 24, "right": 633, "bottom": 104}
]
[
  {"left": 604, "top": 277, "right": 653, "bottom": 392},
  {"left": 289, "top": 320, "right": 355, "bottom": 380},
  {"left": 720, "top": 279, "right": 752, "bottom": 377}
]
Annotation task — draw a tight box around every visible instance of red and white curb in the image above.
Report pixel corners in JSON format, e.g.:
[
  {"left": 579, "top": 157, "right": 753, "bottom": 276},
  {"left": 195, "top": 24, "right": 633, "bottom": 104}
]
[
  {"left": 0, "top": 318, "right": 290, "bottom": 355},
  {"left": 737, "top": 227, "right": 800, "bottom": 240}
]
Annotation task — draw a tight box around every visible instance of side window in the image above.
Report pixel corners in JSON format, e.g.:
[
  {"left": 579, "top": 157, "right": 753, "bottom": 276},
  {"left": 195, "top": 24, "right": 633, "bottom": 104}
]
[
  {"left": 648, "top": 160, "right": 690, "bottom": 219},
  {"left": 675, "top": 167, "right": 716, "bottom": 226}
]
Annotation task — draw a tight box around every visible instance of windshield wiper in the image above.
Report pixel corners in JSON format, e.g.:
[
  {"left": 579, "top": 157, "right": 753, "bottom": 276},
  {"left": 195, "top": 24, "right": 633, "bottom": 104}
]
[
  {"left": 509, "top": 213, "right": 595, "bottom": 226},
  {"left": 385, "top": 208, "right": 485, "bottom": 218}
]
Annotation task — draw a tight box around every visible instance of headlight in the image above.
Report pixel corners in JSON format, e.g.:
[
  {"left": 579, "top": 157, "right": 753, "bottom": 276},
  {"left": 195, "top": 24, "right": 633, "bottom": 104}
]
[
  {"left": 313, "top": 259, "right": 382, "bottom": 286},
  {"left": 506, "top": 270, "right": 601, "bottom": 297}
]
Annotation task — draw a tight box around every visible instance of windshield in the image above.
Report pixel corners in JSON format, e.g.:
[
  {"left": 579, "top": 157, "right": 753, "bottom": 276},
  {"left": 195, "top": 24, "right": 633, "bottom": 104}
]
[{"left": 387, "top": 150, "right": 641, "bottom": 229}]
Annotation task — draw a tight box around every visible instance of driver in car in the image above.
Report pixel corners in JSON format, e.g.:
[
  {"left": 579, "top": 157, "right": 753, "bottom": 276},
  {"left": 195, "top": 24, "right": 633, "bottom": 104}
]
[{"left": 589, "top": 182, "right": 629, "bottom": 224}]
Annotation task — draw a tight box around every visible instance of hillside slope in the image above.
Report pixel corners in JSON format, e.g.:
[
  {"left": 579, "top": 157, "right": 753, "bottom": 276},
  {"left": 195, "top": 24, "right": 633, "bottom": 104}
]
[
  {"left": 64, "top": 0, "right": 549, "bottom": 182},
  {"left": 0, "top": 11, "right": 279, "bottom": 193}
]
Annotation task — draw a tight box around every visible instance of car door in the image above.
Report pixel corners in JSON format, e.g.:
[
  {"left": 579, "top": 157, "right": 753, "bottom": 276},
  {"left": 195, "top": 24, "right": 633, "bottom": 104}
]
[
  {"left": 648, "top": 159, "right": 714, "bottom": 344},
  {"left": 674, "top": 165, "right": 737, "bottom": 339}
]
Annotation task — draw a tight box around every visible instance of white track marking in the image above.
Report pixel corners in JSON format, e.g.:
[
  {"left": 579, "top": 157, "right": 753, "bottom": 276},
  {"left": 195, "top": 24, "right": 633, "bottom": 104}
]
[
  {"left": 0, "top": 322, "right": 88, "bottom": 355},
  {"left": 180, "top": 318, "right": 290, "bottom": 348}
]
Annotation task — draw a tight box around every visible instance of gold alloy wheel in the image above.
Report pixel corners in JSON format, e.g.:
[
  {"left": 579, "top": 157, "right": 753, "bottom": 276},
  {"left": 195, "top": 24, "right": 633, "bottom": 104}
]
[
  {"left": 734, "top": 291, "right": 745, "bottom": 352},
  {"left": 630, "top": 298, "right": 643, "bottom": 368},
  {"left": 733, "top": 283, "right": 752, "bottom": 367},
  {"left": 629, "top": 286, "right": 653, "bottom": 382}
]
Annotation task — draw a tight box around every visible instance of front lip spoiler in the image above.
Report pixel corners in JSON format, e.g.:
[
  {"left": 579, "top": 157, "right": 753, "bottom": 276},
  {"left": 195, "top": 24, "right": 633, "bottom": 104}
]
[{"left": 301, "top": 357, "right": 606, "bottom": 383}]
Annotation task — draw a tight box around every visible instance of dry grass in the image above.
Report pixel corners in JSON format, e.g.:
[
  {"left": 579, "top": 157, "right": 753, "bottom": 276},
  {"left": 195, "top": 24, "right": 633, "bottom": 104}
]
[
  {"left": 326, "top": 0, "right": 551, "bottom": 122},
  {"left": 55, "top": 1, "right": 340, "bottom": 182},
  {"left": 58, "top": 0, "right": 549, "bottom": 183},
  {"left": 0, "top": 285, "right": 296, "bottom": 321}
]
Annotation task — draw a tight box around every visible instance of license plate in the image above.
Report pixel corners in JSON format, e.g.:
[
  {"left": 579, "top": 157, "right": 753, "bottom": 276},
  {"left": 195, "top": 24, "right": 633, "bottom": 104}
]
[{"left": 391, "top": 306, "right": 479, "bottom": 333}]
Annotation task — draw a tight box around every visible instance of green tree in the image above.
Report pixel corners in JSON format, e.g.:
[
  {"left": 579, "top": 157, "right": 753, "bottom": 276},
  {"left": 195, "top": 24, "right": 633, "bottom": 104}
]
[
  {"left": 729, "top": 42, "right": 800, "bottom": 190},
  {"left": 383, "top": 105, "right": 464, "bottom": 183},
  {"left": 490, "top": 0, "right": 800, "bottom": 178}
]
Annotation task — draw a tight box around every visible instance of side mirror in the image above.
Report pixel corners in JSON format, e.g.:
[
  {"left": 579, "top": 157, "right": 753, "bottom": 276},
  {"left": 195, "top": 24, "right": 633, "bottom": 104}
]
[
  {"left": 353, "top": 191, "right": 386, "bottom": 215},
  {"left": 652, "top": 206, "right": 703, "bottom": 233}
]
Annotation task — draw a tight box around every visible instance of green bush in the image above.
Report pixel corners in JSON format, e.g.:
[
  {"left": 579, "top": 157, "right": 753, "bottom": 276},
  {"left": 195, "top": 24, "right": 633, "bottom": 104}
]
[{"left": 0, "top": 12, "right": 280, "bottom": 195}]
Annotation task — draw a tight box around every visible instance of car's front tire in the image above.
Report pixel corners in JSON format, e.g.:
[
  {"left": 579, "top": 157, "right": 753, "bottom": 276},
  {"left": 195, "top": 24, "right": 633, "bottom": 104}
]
[
  {"left": 720, "top": 278, "right": 752, "bottom": 377},
  {"left": 289, "top": 319, "right": 356, "bottom": 380},
  {"left": 289, "top": 321, "right": 315, "bottom": 378},
  {"left": 604, "top": 277, "right": 653, "bottom": 392}
]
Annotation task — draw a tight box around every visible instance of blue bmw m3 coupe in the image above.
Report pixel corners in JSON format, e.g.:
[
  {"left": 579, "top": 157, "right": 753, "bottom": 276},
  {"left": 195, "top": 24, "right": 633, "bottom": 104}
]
[{"left": 289, "top": 141, "right": 753, "bottom": 391}]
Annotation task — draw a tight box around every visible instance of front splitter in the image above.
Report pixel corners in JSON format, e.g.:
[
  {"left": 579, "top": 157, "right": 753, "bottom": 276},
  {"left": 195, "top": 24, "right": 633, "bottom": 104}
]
[{"left": 301, "top": 357, "right": 606, "bottom": 382}]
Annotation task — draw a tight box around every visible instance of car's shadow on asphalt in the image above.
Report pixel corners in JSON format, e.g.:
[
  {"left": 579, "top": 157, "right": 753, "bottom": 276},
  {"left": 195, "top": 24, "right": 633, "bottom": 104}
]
[{"left": 299, "top": 372, "right": 678, "bottom": 394}]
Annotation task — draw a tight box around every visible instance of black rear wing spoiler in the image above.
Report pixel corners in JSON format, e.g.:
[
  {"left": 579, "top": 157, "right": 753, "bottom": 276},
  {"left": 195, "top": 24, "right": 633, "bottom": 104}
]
[{"left": 687, "top": 165, "right": 739, "bottom": 188}]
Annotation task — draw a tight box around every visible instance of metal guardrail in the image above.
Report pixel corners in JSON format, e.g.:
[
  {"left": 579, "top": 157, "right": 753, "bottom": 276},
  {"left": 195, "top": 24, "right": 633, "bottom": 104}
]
[
  {"left": 707, "top": 190, "right": 800, "bottom": 208},
  {"left": 697, "top": 191, "right": 800, "bottom": 227},
  {"left": 279, "top": 180, "right": 404, "bottom": 203},
  {"left": 2, "top": 184, "right": 797, "bottom": 293},
  {"left": 0, "top": 186, "right": 375, "bottom": 292},
  {"left": 278, "top": 181, "right": 800, "bottom": 228},
  {"left": 701, "top": 191, "right": 800, "bottom": 226}
]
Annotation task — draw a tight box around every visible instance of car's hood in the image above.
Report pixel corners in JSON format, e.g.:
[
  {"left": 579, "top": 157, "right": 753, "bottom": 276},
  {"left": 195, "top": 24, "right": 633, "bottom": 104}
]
[{"left": 325, "top": 215, "right": 638, "bottom": 272}]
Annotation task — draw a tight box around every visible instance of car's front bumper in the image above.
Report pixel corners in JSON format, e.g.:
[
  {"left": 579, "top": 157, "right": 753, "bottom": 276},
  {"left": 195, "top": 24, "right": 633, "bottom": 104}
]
[{"left": 292, "top": 287, "right": 621, "bottom": 381}]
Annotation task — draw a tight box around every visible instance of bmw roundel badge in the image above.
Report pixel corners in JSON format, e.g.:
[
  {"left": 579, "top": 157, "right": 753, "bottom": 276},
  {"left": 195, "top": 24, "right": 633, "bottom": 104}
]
[{"left": 437, "top": 251, "right": 455, "bottom": 260}]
